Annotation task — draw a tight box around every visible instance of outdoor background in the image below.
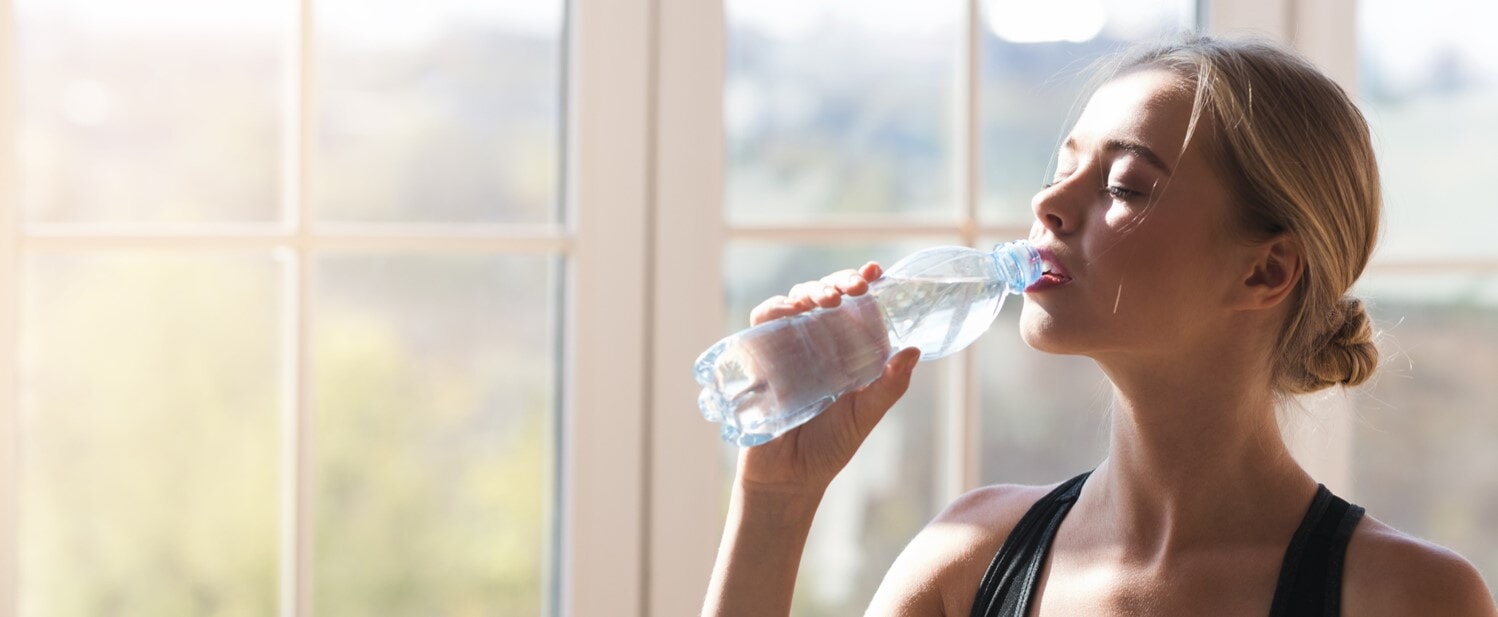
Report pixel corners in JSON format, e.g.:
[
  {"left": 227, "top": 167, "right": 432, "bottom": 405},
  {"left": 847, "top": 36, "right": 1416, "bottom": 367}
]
[{"left": 3, "top": 0, "right": 1494, "bottom": 616}]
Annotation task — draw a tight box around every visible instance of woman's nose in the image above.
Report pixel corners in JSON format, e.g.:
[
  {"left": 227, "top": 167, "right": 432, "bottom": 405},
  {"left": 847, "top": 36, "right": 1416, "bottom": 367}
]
[{"left": 1031, "top": 180, "right": 1081, "bottom": 235}]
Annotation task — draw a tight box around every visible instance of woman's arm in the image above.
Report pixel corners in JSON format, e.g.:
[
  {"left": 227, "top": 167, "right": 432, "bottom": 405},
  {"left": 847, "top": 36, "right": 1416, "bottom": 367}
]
[
  {"left": 701, "top": 482, "right": 823, "bottom": 617},
  {"left": 700, "top": 262, "right": 920, "bottom": 616},
  {"left": 700, "top": 348, "right": 917, "bottom": 616}
]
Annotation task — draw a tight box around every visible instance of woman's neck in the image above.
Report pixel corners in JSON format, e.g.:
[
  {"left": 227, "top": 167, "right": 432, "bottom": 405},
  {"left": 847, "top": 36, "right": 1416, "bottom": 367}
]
[{"left": 1081, "top": 347, "right": 1317, "bottom": 563}]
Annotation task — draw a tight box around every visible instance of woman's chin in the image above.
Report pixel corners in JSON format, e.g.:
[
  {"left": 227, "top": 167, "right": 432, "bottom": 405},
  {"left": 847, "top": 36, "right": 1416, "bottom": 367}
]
[
  {"left": 1020, "top": 327, "right": 1063, "bottom": 353},
  {"left": 1018, "top": 308, "right": 1083, "bottom": 354},
  {"left": 1019, "top": 318, "right": 1059, "bottom": 352}
]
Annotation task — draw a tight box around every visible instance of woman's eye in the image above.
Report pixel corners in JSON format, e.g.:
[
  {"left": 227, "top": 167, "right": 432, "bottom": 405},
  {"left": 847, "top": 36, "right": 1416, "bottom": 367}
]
[{"left": 1105, "top": 185, "right": 1142, "bottom": 199}]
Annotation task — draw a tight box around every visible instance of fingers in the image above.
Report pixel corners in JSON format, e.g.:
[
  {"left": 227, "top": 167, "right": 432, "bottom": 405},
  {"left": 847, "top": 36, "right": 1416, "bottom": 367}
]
[
  {"left": 792, "top": 261, "right": 884, "bottom": 307},
  {"left": 748, "top": 261, "right": 886, "bottom": 327},
  {"left": 817, "top": 268, "right": 860, "bottom": 296},
  {"left": 787, "top": 280, "right": 843, "bottom": 310},
  {"left": 749, "top": 295, "right": 797, "bottom": 326},
  {"left": 850, "top": 347, "right": 920, "bottom": 433}
]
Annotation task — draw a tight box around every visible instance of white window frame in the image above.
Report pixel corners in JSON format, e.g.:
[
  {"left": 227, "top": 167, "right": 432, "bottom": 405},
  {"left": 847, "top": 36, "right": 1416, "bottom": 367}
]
[
  {"left": 0, "top": 0, "right": 18, "bottom": 612},
  {"left": 0, "top": 0, "right": 614, "bottom": 616}
]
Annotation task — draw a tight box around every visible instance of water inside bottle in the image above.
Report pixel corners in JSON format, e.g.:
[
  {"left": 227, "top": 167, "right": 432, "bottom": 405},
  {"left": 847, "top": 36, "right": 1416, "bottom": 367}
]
[
  {"left": 693, "top": 243, "right": 1033, "bottom": 446},
  {"left": 873, "top": 275, "right": 1010, "bottom": 360}
]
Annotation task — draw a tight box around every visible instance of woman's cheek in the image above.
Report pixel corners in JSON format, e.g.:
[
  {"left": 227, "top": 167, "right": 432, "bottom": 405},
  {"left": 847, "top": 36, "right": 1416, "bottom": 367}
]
[{"left": 1103, "top": 202, "right": 1151, "bottom": 230}]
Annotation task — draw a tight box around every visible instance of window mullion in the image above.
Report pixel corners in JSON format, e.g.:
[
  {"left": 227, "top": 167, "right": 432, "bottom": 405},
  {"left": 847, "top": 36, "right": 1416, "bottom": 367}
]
[
  {"left": 1203, "top": 0, "right": 1294, "bottom": 39},
  {"left": 564, "top": 0, "right": 654, "bottom": 615},
  {"left": 283, "top": 0, "right": 315, "bottom": 614},
  {"left": 646, "top": 0, "right": 725, "bottom": 614},
  {"left": 0, "top": 0, "right": 19, "bottom": 612},
  {"left": 944, "top": 0, "right": 985, "bottom": 509}
]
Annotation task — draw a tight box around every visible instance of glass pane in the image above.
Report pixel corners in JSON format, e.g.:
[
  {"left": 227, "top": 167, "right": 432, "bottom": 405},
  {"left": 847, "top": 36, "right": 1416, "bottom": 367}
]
[
  {"left": 1349, "top": 273, "right": 1498, "bottom": 586},
  {"left": 314, "top": 1, "right": 564, "bottom": 224},
  {"left": 979, "top": 0, "right": 1195, "bottom": 223},
  {"left": 1358, "top": 0, "right": 1498, "bottom": 259},
  {"left": 313, "top": 253, "right": 557, "bottom": 615},
  {"left": 20, "top": 253, "right": 283, "bottom": 616},
  {"left": 977, "top": 306, "right": 1110, "bottom": 485},
  {"left": 725, "top": 1, "right": 960, "bottom": 224},
  {"left": 724, "top": 241, "right": 946, "bottom": 617},
  {"left": 16, "top": 0, "right": 285, "bottom": 224}
]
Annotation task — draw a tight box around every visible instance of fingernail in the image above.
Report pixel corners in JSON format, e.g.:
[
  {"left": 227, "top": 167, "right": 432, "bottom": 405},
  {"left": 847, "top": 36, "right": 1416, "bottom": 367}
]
[{"left": 844, "top": 275, "right": 861, "bottom": 288}]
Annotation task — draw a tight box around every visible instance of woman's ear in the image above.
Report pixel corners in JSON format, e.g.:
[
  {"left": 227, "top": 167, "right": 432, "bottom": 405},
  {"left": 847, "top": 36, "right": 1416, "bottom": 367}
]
[{"left": 1235, "top": 234, "right": 1303, "bottom": 310}]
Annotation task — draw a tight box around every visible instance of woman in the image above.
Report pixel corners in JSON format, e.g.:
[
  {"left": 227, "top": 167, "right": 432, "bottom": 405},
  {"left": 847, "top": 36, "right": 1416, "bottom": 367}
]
[{"left": 702, "top": 36, "right": 1498, "bottom": 616}]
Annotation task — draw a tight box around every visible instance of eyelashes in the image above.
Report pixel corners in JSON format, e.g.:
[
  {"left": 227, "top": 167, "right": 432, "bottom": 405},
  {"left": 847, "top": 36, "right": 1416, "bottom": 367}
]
[
  {"left": 1041, "top": 179, "right": 1145, "bottom": 201},
  {"left": 1104, "top": 185, "right": 1143, "bottom": 200}
]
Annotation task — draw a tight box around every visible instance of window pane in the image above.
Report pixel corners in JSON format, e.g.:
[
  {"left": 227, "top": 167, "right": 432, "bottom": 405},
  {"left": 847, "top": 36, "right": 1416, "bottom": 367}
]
[
  {"left": 724, "top": 241, "right": 946, "bottom": 617},
  {"left": 20, "top": 253, "right": 283, "bottom": 616},
  {"left": 17, "top": 0, "right": 285, "bottom": 224},
  {"left": 725, "top": 1, "right": 960, "bottom": 224},
  {"left": 1358, "top": 0, "right": 1498, "bottom": 259},
  {"left": 1350, "top": 273, "right": 1498, "bottom": 586},
  {"left": 977, "top": 306, "right": 1110, "bottom": 485},
  {"left": 314, "top": 2, "right": 564, "bottom": 224},
  {"left": 313, "top": 253, "right": 557, "bottom": 615},
  {"left": 979, "top": 0, "right": 1194, "bottom": 223}
]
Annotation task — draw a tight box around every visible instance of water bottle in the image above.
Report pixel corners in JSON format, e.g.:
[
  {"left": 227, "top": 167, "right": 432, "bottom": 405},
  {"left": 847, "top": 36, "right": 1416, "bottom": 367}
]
[{"left": 694, "top": 240, "right": 1044, "bottom": 446}]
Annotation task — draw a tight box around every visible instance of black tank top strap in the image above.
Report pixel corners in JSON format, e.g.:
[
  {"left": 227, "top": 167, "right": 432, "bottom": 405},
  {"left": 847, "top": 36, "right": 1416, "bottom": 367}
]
[
  {"left": 968, "top": 471, "right": 1091, "bottom": 617},
  {"left": 1268, "top": 484, "right": 1367, "bottom": 617},
  {"left": 967, "top": 475, "right": 1365, "bottom": 617}
]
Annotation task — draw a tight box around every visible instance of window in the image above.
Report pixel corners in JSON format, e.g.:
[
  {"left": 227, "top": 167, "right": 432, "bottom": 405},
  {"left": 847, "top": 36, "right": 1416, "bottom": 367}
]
[
  {"left": 1353, "top": 0, "right": 1498, "bottom": 586},
  {"left": 6, "top": 0, "right": 565, "bottom": 614},
  {"left": 4, "top": 1, "right": 1494, "bottom": 616}
]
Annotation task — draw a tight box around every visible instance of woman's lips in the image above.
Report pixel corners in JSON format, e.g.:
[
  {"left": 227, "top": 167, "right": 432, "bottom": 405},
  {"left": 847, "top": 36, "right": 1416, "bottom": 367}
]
[
  {"left": 1025, "top": 272, "right": 1071, "bottom": 292},
  {"left": 1025, "top": 249, "right": 1073, "bottom": 293}
]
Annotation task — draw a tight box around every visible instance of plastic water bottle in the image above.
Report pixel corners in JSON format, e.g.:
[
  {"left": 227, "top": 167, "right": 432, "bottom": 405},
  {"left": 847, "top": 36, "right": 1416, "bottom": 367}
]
[{"left": 694, "top": 241, "right": 1043, "bottom": 446}]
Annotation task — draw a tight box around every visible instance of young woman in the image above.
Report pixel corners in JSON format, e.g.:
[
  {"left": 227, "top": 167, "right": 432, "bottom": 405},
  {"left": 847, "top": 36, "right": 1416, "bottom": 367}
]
[{"left": 702, "top": 36, "right": 1498, "bottom": 616}]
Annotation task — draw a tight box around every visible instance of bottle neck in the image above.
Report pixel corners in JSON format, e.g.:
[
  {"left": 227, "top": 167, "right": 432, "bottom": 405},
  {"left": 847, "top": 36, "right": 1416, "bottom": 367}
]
[{"left": 991, "top": 240, "right": 1042, "bottom": 293}]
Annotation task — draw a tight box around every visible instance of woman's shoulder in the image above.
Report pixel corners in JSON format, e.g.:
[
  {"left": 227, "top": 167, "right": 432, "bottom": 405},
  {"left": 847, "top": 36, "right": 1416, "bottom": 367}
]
[
  {"left": 1343, "top": 515, "right": 1497, "bottom": 616},
  {"left": 867, "top": 481, "right": 1063, "bottom": 616},
  {"left": 933, "top": 481, "right": 1061, "bottom": 535}
]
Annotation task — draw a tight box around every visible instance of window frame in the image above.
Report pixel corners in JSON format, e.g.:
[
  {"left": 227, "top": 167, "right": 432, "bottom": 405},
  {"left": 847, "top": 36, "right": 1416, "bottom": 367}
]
[
  {"left": 0, "top": 0, "right": 588, "bottom": 615},
  {"left": 0, "top": 0, "right": 17, "bottom": 611}
]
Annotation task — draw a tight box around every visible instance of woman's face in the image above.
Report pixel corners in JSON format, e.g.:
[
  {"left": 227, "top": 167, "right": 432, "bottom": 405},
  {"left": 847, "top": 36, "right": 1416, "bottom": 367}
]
[{"left": 1020, "top": 69, "right": 1251, "bottom": 360}]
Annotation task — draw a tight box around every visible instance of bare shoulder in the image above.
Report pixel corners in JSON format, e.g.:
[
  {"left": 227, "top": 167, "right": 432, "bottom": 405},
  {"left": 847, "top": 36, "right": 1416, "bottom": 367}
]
[
  {"left": 1344, "top": 515, "right": 1498, "bottom": 616},
  {"left": 867, "top": 482, "right": 1059, "bottom": 616}
]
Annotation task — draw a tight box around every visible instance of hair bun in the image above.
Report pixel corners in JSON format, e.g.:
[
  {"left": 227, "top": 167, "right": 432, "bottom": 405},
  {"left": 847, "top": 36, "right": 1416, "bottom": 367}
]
[{"left": 1300, "top": 297, "right": 1377, "bottom": 391}]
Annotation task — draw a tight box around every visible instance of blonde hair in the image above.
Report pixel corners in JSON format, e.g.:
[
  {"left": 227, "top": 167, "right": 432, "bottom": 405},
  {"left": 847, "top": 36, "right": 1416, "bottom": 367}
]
[{"left": 1114, "top": 35, "right": 1381, "bottom": 394}]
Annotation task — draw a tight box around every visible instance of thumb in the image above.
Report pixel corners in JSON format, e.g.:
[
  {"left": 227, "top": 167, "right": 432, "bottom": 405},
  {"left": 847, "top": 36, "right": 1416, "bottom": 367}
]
[{"left": 850, "top": 347, "right": 920, "bottom": 430}]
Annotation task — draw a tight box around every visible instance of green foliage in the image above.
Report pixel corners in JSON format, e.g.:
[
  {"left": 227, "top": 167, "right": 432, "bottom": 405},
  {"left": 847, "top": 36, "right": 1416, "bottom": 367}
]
[
  {"left": 21, "top": 252, "right": 554, "bottom": 617},
  {"left": 22, "top": 256, "right": 279, "bottom": 617}
]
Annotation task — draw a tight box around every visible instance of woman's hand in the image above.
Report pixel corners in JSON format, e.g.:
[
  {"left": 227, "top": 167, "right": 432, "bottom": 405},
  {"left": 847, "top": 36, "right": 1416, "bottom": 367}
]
[
  {"left": 704, "top": 262, "right": 919, "bottom": 616},
  {"left": 735, "top": 261, "right": 922, "bottom": 496}
]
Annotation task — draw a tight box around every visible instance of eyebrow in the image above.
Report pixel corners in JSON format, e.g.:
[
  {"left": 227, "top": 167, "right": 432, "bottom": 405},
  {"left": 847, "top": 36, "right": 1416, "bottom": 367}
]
[{"left": 1063, "top": 136, "right": 1174, "bottom": 176}]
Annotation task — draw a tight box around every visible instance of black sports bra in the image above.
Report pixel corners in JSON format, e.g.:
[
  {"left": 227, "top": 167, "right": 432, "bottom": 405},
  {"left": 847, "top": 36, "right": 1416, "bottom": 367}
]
[{"left": 968, "top": 472, "right": 1366, "bottom": 617}]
